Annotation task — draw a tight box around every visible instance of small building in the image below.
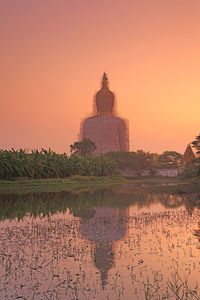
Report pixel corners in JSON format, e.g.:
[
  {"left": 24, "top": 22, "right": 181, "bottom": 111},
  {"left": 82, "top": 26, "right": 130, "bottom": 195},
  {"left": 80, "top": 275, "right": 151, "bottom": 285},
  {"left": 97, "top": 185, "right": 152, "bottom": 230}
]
[
  {"left": 156, "top": 168, "right": 179, "bottom": 177},
  {"left": 120, "top": 168, "right": 150, "bottom": 178},
  {"left": 120, "top": 168, "right": 180, "bottom": 178}
]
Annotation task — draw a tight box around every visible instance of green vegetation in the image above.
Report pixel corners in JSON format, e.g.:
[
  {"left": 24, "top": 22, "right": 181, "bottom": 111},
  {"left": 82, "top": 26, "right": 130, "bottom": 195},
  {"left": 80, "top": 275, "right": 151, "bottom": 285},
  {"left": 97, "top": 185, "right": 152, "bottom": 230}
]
[
  {"left": 105, "top": 150, "right": 158, "bottom": 170},
  {"left": 70, "top": 138, "right": 96, "bottom": 156},
  {"left": 1, "top": 145, "right": 199, "bottom": 187},
  {"left": 1, "top": 180, "right": 200, "bottom": 221},
  {"left": 104, "top": 150, "right": 182, "bottom": 173},
  {"left": 1, "top": 175, "right": 200, "bottom": 195},
  {"left": 192, "top": 133, "right": 200, "bottom": 155},
  {"left": 105, "top": 148, "right": 200, "bottom": 179},
  {"left": 181, "top": 163, "right": 200, "bottom": 178},
  {"left": 195, "top": 162, "right": 200, "bottom": 177},
  {"left": 183, "top": 133, "right": 200, "bottom": 177},
  {"left": 0, "top": 175, "right": 125, "bottom": 194},
  {"left": 0, "top": 149, "right": 118, "bottom": 180},
  {"left": 0, "top": 186, "right": 136, "bottom": 221},
  {"left": 157, "top": 150, "right": 182, "bottom": 168}
]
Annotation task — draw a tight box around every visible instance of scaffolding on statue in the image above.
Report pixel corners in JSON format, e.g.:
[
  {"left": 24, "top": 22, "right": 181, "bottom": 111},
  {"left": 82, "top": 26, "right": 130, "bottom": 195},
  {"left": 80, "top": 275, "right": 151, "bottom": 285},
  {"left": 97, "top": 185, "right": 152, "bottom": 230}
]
[{"left": 80, "top": 73, "right": 129, "bottom": 154}]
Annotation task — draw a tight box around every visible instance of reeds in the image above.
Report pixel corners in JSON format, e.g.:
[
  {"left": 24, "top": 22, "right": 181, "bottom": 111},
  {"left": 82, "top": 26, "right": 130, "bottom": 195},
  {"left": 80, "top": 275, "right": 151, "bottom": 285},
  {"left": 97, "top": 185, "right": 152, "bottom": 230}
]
[{"left": 143, "top": 272, "right": 200, "bottom": 300}]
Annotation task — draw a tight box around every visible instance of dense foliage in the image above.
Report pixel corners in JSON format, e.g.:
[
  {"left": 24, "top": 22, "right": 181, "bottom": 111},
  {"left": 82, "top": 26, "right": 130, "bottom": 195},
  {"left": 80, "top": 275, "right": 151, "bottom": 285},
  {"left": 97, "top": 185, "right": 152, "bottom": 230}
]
[
  {"left": 157, "top": 151, "right": 182, "bottom": 168},
  {"left": 0, "top": 148, "right": 186, "bottom": 180},
  {"left": 70, "top": 138, "right": 96, "bottom": 157},
  {"left": 195, "top": 159, "right": 200, "bottom": 176},
  {"left": 104, "top": 150, "right": 158, "bottom": 171},
  {"left": 183, "top": 133, "right": 200, "bottom": 177},
  {"left": 182, "top": 157, "right": 200, "bottom": 177},
  {"left": 104, "top": 150, "right": 182, "bottom": 172},
  {"left": 0, "top": 149, "right": 118, "bottom": 180},
  {"left": 191, "top": 133, "right": 200, "bottom": 155},
  {"left": 1, "top": 185, "right": 198, "bottom": 221}
]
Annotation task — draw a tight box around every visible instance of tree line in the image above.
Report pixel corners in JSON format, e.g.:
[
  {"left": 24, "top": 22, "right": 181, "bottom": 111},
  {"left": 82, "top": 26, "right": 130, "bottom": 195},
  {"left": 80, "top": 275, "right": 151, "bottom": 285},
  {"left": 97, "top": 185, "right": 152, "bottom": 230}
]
[
  {"left": 70, "top": 136, "right": 200, "bottom": 177},
  {"left": 186, "top": 133, "right": 200, "bottom": 177},
  {"left": 1, "top": 133, "right": 200, "bottom": 180},
  {"left": 0, "top": 147, "right": 184, "bottom": 180}
]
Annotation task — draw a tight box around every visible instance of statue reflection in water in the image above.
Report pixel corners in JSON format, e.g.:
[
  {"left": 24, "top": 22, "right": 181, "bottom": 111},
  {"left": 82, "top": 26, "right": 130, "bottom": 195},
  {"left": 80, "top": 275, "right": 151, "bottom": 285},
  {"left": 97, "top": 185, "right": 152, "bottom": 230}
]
[
  {"left": 72, "top": 190, "right": 199, "bottom": 287},
  {"left": 74, "top": 206, "right": 128, "bottom": 287}
]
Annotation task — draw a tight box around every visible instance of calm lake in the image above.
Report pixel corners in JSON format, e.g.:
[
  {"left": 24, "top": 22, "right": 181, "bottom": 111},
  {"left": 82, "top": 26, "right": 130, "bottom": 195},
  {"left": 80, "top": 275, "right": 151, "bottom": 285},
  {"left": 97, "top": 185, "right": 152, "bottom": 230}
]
[{"left": 0, "top": 183, "right": 200, "bottom": 299}]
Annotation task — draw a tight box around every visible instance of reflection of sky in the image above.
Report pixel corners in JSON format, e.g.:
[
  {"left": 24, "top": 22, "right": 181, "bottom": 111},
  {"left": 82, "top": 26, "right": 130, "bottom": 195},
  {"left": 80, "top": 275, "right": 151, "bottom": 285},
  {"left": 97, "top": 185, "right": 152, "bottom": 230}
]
[
  {"left": 130, "top": 202, "right": 184, "bottom": 214},
  {"left": 1, "top": 196, "right": 200, "bottom": 298}
]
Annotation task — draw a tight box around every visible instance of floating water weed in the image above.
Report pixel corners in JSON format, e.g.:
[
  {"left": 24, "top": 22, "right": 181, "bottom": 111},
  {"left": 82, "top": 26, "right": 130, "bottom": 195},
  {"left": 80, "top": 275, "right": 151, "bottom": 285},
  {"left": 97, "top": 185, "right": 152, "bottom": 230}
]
[{"left": 1, "top": 195, "right": 200, "bottom": 299}]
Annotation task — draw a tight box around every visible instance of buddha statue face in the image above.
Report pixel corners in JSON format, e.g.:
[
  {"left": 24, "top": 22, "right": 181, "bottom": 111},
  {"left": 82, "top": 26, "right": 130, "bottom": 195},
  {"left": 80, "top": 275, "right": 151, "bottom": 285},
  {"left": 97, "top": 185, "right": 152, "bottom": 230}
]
[{"left": 95, "top": 73, "right": 115, "bottom": 114}]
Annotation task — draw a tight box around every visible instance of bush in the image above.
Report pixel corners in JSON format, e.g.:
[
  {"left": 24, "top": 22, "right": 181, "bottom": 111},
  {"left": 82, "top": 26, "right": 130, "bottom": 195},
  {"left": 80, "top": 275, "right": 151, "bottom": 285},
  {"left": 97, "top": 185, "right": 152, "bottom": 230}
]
[
  {"left": 104, "top": 150, "right": 158, "bottom": 171},
  {"left": 181, "top": 158, "right": 200, "bottom": 177}
]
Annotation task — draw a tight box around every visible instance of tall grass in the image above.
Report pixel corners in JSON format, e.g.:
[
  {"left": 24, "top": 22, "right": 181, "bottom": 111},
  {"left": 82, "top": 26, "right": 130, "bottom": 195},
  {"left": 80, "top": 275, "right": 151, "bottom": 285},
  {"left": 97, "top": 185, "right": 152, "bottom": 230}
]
[
  {"left": 143, "top": 272, "right": 200, "bottom": 300},
  {"left": 0, "top": 149, "right": 118, "bottom": 179}
]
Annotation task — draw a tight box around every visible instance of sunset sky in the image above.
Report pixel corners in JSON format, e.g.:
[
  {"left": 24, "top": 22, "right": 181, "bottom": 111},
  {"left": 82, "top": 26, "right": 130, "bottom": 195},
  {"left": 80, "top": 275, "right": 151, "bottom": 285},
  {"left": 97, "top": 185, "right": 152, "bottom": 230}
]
[{"left": 1, "top": 0, "right": 200, "bottom": 154}]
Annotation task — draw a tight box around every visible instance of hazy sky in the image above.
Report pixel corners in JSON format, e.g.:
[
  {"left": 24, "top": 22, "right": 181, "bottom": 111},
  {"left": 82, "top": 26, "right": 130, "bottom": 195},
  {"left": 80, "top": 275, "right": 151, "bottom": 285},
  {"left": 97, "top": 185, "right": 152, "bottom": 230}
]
[{"left": 1, "top": 0, "right": 200, "bottom": 154}]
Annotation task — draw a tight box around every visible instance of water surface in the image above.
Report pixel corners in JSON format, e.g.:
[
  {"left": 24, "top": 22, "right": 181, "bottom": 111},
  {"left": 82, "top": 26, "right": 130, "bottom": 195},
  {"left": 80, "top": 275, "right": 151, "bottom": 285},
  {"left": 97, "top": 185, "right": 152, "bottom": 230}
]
[{"left": 0, "top": 185, "right": 200, "bottom": 299}]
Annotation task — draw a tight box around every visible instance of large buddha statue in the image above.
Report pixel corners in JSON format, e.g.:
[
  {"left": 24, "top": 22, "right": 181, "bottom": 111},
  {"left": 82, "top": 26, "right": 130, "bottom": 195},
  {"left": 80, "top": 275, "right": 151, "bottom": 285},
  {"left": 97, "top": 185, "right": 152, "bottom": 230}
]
[{"left": 81, "top": 73, "right": 129, "bottom": 154}]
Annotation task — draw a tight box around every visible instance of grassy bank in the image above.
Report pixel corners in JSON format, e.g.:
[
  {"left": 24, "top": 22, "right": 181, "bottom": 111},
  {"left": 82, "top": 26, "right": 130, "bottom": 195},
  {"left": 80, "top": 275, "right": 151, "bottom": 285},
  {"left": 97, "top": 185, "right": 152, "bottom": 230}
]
[
  {"left": 1, "top": 176, "right": 200, "bottom": 221},
  {"left": 0, "top": 175, "right": 126, "bottom": 194},
  {"left": 116, "top": 176, "right": 200, "bottom": 194},
  {"left": 0, "top": 176, "right": 200, "bottom": 195}
]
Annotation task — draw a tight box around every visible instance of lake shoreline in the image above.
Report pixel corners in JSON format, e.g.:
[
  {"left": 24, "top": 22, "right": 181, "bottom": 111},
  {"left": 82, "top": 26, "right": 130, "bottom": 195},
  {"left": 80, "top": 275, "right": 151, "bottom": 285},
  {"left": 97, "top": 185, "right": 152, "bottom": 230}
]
[
  {"left": 0, "top": 175, "right": 126, "bottom": 195},
  {"left": 0, "top": 175, "right": 200, "bottom": 195}
]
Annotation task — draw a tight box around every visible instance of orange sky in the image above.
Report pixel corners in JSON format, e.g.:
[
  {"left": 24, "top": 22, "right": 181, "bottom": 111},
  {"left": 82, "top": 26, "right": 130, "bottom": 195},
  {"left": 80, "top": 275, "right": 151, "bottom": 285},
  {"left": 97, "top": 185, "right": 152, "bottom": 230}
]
[{"left": 1, "top": 0, "right": 200, "bottom": 154}]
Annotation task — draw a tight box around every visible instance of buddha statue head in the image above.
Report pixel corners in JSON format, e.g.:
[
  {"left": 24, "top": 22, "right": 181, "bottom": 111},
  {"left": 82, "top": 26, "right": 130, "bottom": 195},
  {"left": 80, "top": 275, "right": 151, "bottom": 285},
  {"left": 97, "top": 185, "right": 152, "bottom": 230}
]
[{"left": 95, "top": 73, "right": 115, "bottom": 115}]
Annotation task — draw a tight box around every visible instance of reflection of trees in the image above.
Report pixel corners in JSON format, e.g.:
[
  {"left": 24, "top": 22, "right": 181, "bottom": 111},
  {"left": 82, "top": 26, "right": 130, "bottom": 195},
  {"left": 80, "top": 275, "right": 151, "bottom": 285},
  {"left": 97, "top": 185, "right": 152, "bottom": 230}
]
[
  {"left": 0, "top": 186, "right": 200, "bottom": 221},
  {"left": 149, "top": 193, "right": 199, "bottom": 215},
  {"left": 1, "top": 185, "right": 200, "bottom": 289},
  {"left": 161, "top": 194, "right": 184, "bottom": 208},
  {"left": 0, "top": 188, "right": 146, "bottom": 221}
]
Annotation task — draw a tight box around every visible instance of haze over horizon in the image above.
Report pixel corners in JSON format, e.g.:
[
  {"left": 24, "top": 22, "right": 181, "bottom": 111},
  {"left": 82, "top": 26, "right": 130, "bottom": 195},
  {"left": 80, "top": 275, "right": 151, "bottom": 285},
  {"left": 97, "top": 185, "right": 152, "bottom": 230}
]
[{"left": 1, "top": 0, "right": 200, "bottom": 154}]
